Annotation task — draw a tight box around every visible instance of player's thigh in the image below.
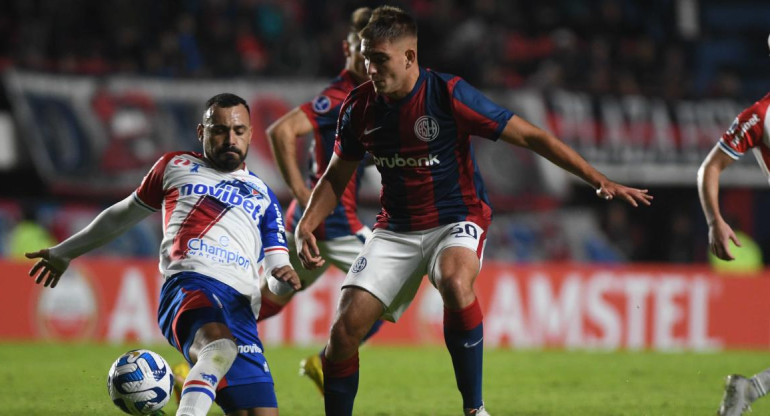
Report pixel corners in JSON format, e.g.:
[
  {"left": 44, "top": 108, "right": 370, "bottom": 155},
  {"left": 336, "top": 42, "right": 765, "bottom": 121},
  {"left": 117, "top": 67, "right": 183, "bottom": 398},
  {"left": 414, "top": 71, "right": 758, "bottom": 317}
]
[
  {"left": 426, "top": 221, "right": 487, "bottom": 289},
  {"left": 342, "top": 228, "right": 427, "bottom": 322},
  {"left": 158, "top": 273, "right": 274, "bottom": 389},
  {"left": 158, "top": 273, "right": 233, "bottom": 363},
  {"left": 217, "top": 382, "right": 277, "bottom": 414}
]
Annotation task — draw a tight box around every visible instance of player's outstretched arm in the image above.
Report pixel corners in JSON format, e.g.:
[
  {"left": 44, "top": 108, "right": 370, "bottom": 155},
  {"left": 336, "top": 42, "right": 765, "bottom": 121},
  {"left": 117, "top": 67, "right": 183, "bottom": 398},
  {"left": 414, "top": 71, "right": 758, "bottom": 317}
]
[
  {"left": 295, "top": 153, "right": 360, "bottom": 269},
  {"left": 266, "top": 107, "right": 315, "bottom": 208},
  {"left": 697, "top": 145, "right": 741, "bottom": 260},
  {"left": 25, "top": 195, "right": 153, "bottom": 288},
  {"left": 500, "top": 115, "right": 653, "bottom": 207}
]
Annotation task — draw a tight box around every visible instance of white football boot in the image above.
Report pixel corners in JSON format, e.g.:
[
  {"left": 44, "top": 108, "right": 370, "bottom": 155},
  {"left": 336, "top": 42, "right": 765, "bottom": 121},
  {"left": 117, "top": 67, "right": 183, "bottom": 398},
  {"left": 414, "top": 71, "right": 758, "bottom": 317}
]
[
  {"left": 464, "top": 403, "right": 490, "bottom": 416},
  {"left": 717, "top": 374, "right": 760, "bottom": 416}
]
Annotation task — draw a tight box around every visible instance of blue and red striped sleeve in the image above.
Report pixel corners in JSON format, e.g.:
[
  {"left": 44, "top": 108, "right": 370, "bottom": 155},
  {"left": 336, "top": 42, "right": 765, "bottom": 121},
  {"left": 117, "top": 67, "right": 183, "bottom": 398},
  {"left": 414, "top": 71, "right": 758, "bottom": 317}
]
[
  {"left": 334, "top": 93, "right": 367, "bottom": 162},
  {"left": 446, "top": 77, "right": 514, "bottom": 141}
]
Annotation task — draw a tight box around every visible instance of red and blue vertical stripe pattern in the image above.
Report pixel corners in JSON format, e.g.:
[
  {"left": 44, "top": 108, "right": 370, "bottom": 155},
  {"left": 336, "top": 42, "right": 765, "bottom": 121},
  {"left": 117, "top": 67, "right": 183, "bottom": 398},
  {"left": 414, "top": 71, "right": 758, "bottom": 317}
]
[
  {"left": 334, "top": 67, "right": 513, "bottom": 232},
  {"left": 285, "top": 69, "right": 367, "bottom": 239}
]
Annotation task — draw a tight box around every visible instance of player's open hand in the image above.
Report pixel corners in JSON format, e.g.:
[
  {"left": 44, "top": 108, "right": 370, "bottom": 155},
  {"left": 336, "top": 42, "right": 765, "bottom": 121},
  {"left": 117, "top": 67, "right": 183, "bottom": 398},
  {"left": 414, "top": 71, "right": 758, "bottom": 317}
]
[
  {"left": 295, "top": 226, "right": 325, "bottom": 270},
  {"left": 25, "top": 248, "right": 70, "bottom": 288},
  {"left": 708, "top": 218, "right": 740, "bottom": 261},
  {"left": 595, "top": 182, "right": 653, "bottom": 207}
]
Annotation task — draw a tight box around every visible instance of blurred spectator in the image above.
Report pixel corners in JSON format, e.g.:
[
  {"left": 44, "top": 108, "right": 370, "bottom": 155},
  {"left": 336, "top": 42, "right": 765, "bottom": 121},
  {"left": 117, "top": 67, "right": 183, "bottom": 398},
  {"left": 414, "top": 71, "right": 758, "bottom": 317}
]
[
  {"left": 0, "top": 0, "right": 766, "bottom": 99},
  {"left": 708, "top": 229, "right": 763, "bottom": 274},
  {"left": 7, "top": 203, "right": 56, "bottom": 260}
]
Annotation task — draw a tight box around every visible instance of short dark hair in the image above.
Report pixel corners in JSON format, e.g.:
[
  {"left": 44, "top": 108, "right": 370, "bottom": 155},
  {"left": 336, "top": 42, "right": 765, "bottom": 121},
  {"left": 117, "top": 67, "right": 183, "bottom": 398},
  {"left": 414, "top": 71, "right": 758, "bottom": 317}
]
[
  {"left": 359, "top": 5, "right": 417, "bottom": 44},
  {"left": 349, "top": 7, "right": 372, "bottom": 36},
  {"left": 205, "top": 93, "right": 250, "bottom": 114}
]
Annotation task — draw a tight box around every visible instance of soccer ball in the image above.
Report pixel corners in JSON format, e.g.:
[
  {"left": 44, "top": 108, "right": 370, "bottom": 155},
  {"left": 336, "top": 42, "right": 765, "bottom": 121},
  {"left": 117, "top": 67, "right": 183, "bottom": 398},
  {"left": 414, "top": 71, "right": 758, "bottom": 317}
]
[{"left": 107, "top": 349, "right": 175, "bottom": 415}]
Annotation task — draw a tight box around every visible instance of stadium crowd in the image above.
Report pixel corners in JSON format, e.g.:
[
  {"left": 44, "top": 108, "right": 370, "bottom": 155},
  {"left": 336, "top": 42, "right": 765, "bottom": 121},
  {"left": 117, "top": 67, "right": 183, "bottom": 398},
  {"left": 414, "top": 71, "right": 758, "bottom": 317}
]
[
  {"left": 2, "top": 0, "right": 770, "bottom": 265},
  {"left": 1, "top": 0, "right": 769, "bottom": 99}
]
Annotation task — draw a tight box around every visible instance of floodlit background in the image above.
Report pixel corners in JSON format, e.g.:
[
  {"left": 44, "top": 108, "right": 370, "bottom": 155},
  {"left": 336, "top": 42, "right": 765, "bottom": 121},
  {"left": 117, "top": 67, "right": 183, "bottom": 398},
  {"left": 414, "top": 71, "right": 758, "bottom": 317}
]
[
  {"left": 2, "top": 0, "right": 770, "bottom": 349},
  {"left": 6, "top": 1, "right": 770, "bottom": 414}
]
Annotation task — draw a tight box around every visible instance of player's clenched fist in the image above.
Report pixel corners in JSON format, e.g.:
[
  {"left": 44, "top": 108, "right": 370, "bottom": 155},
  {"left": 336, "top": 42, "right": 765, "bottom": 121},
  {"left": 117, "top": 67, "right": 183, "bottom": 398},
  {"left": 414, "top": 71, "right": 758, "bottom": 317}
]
[{"left": 295, "top": 224, "right": 325, "bottom": 270}]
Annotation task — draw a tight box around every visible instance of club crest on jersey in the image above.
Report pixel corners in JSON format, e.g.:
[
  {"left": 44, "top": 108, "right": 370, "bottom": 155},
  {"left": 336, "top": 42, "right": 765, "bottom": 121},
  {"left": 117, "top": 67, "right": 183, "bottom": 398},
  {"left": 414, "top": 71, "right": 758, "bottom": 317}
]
[
  {"left": 414, "top": 115, "right": 439, "bottom": 142},
  {"left": 351, "top": 256, "right": 367, "bottom": 273},
  {"left": 312, "top": 95, "right": 332, "bottom": 114}
]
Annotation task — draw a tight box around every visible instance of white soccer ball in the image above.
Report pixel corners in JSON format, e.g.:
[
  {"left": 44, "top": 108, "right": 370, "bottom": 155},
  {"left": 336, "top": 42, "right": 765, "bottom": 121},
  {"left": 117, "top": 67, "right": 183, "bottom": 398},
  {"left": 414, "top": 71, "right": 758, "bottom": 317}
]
[{"left": 107, "top": 349, "right": 175, "bottom": 415}]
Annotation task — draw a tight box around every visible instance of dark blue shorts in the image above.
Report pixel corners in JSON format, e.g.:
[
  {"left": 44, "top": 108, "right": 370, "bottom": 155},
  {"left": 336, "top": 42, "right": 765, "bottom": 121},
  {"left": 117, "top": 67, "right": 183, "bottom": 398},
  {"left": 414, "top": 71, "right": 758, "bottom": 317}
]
[{"left": 157, "top": 272, "right": 277, "bottom": 410}]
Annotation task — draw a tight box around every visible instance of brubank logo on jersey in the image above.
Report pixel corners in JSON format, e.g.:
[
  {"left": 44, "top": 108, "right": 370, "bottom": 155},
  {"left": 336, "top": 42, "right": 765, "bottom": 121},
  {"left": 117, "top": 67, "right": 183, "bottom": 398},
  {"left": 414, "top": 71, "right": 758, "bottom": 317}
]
[
  {"left": 373, "top": 153, "right": 440, "bottom": 168},
  {"left": 179, "top": 180, "right": 266, "bottom": 220}
]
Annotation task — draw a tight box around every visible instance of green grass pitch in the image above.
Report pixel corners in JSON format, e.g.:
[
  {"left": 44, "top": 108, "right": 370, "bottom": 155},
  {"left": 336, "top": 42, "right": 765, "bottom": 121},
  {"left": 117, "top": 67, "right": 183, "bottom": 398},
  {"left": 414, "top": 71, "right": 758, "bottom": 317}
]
[{"left": 0, "top": 342, "right": 767, "bottom": 415}]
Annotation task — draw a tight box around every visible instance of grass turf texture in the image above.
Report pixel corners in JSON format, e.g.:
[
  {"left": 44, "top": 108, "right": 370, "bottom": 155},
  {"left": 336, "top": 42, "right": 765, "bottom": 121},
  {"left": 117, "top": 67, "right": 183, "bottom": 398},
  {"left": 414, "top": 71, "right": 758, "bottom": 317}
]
[{"left": 0, "top": 342, "right": 767, "bottom": 415}]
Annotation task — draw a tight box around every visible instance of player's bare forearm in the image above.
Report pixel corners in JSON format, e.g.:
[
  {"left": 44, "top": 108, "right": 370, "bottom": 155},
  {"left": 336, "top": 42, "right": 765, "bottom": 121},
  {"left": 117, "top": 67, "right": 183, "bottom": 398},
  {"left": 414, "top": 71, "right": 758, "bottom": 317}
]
[
  {"left": 298, "top": 178, "right": 340, "bottom": 234},
  {"left": 267, "top": 108, "right": 314, "bottom": 207},
  {"left": 501, "top": 116, "right": 652, "bottom": 206},
  {"left": 25, "top": 195, "right": 152, "bottom": 288},
  {"left": 299, "top": 153, "right": 360, "bottom": 230},
  {"left": 697, "top": 146, "right": 734, "bottom": 226}
]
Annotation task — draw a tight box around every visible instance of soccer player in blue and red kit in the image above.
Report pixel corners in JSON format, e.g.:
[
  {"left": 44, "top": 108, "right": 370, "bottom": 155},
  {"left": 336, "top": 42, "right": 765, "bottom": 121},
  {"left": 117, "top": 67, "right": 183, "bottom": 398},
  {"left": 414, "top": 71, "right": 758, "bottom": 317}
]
[
  {"left": 295, "top": 6, "right": 653, "bottom": 416},
  {"left": 26, "top": 93, "right": 300, "bottom": 416},
  {"left": 258, "top": 7, "right": 384, "bottom": 392}
]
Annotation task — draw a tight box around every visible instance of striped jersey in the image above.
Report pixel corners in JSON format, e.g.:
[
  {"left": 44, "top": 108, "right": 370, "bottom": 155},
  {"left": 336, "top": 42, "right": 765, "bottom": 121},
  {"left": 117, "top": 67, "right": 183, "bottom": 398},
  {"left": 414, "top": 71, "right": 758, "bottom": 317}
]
[
  {"left": 334, "top": 67, "right": 514, "bottom": 231},
  {"left": 718, "top": 92, "right": 770, "bottom": 182},
  {"left": 133, "top": 151, "right": 289, "bottom": 295},
  {"left": 285, "top": 69, "right": 366, "bottom": 240}
]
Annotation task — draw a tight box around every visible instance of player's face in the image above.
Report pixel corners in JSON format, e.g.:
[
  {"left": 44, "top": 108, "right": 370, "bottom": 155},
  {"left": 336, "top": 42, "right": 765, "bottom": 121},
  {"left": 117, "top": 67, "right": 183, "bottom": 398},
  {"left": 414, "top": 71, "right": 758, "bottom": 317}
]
[
  {"left": 361, "top": 37, "right": 412, "bottom": 96},
  {"left": 197, "top": 104, "right": 251, "bottom": 172},
  {"left": 346, "top": 33, "right": 366, "bottom": 78}
]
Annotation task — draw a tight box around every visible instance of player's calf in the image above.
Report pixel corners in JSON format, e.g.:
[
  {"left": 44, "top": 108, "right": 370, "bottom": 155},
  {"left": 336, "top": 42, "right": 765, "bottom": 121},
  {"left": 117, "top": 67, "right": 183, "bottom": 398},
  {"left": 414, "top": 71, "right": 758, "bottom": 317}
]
[{"left": 177, "top": 339, "right": 238, "bottom": 416}]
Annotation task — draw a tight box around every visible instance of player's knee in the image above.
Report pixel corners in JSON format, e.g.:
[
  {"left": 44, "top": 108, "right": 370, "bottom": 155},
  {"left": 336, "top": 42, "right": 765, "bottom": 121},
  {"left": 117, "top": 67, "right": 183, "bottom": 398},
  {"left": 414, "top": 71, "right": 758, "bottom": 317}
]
[
  {"left": 436, "top": 274, "right": 472, "bottom": 297},
  {"left": 198, "top": 338, "right": 238, "bottom": 373},
  {"left": 329, "top": 319, "right": 366, "bottom": 354}
]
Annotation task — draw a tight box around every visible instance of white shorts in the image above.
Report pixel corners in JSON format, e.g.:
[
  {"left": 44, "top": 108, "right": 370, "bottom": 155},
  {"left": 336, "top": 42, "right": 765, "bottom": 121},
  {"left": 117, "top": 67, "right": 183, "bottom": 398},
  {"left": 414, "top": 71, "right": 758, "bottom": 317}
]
[
  {"left": 287, "top": 227, "right": 372, "bottom": 288},
  {"left": 342, "top": 221, "right": 487, "bottom": 322}
]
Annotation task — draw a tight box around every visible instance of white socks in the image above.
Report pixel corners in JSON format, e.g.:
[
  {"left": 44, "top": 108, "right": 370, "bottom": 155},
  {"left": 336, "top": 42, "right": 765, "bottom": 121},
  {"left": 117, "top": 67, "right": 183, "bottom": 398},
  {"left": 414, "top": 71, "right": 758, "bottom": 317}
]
[
  {"left": 176, "top": 339, "right": 238, "bottom": 416},
  {"left": 751, "top": 369, "right": 770, "bottom": 399}
]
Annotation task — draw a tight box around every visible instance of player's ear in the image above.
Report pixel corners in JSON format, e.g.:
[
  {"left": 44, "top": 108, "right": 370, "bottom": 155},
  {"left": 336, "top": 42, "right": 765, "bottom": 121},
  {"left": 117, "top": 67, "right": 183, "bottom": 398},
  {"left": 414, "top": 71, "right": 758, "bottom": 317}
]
[
  {"left": 197, "top": 124, "right": 204, "bottom": 143},
  {"left": 405, "top": 48, "right": 416, "bottom": 69}
]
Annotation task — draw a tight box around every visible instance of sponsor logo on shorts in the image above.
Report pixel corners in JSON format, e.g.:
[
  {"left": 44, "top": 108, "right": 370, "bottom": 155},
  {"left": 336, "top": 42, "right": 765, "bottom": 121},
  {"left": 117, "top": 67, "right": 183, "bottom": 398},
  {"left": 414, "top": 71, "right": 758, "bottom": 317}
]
[
  {"left": 238, "top": 344, "right": 264, "bottom": 354},
  {"left": 351, "top": 256, "right": 367, "bottom": 273}
]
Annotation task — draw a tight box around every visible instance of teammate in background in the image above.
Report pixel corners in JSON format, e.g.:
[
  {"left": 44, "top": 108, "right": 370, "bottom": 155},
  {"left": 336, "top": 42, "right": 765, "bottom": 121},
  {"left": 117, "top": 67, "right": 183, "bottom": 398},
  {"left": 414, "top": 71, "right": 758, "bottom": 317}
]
[
  {"left": 295, "top": 6, "right": 652, "bottom": 416},
  {"left": 258, "top": 6, "right": 384, "bottom": 393},
  {"left": 25, "top": 93, "right": 300, "bottom": 416},
  {"left": 698, "top": 73, "right": 770, "bottom": 414}
]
